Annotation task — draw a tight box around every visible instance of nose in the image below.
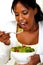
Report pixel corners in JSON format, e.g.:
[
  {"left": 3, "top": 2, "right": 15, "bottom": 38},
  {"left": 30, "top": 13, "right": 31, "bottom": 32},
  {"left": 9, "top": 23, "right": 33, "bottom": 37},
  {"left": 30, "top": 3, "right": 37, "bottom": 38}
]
[{"left": 19, "top": 14, "right": 23, "bottom": 22}]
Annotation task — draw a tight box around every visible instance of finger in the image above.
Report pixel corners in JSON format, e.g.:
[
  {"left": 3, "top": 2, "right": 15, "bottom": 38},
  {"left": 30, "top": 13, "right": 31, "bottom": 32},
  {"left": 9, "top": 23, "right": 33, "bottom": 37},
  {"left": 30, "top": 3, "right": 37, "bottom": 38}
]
[
  {"left": 30, "top": 54, "right": 37, "bottom": 60},
  {"left": 0, "top": 35, "right": 10, "bottom": 45},
  {"left": 30, "top": 54, "right": 39, "bottom": 60},
  {"left": 0, "top": 31, "right": 5, "bottom": 36},
  {"left": 0, "top": 33, "right": 10, "bottom": 40},
  {"left": 4, "top": 39, "right": 10, "bottom": 45},
  {"left": 2, "top": 36, "right": 10, "bottom": 45}
]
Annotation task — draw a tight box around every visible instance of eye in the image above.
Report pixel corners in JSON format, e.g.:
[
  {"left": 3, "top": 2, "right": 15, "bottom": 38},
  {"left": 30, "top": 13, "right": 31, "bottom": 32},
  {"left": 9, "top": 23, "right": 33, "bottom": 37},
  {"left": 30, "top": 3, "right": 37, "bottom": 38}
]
[
  {"left": 15, "top": 13, "right": 19, "bottom": 16},
  {"left": 22, "top": 10, "right": 28, "bottom": 15}
]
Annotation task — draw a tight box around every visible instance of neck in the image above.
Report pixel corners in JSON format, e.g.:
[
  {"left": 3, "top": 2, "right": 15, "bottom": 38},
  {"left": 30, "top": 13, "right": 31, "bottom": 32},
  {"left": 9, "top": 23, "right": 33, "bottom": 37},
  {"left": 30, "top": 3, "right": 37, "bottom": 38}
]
[{"left": 28, "top": 22, "right": 39, "bottom": 33}]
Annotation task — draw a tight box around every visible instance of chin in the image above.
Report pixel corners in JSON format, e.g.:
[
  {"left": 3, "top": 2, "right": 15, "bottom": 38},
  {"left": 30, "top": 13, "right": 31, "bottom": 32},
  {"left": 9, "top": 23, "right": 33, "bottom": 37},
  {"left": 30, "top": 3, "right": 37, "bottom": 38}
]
[
  {"left": 23, "top": 28, "right": 30, "bottom": 31},
  {"left": 23, "top": 28, "right": 27, "bottom": 31}
]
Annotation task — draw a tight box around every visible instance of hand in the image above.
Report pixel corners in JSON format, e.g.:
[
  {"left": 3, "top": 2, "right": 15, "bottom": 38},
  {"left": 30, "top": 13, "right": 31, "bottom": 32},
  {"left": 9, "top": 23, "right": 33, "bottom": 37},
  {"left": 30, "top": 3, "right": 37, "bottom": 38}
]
[
  {"left": 18, "top": 54, "right": 40, "bottom": 65},
  {"left": 0, "top": 31, "right": 10, "bottom": 45}
]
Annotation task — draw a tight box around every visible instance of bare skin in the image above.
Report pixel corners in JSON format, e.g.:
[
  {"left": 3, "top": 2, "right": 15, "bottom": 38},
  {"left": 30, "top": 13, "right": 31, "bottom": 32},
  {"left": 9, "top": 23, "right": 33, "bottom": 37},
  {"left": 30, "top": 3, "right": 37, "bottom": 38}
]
[
  {"left": 14, "top": 2, "right": 39, "bottom": 45},
  {"left": 16, "top": 25, "right": 39, "bottom": 45},
  {"left": 13, "top": 2, "right": 40, "bottom": 65},
  {"left": 0, "top": 31, "right": 10, "bottom": 45}
]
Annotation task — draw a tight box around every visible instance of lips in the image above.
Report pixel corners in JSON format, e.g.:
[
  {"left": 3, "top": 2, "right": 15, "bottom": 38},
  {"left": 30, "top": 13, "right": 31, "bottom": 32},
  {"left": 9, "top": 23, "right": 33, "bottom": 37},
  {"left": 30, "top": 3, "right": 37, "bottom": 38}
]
[{"left": 18, "top": 21, "right": 28, "bottom": 28}]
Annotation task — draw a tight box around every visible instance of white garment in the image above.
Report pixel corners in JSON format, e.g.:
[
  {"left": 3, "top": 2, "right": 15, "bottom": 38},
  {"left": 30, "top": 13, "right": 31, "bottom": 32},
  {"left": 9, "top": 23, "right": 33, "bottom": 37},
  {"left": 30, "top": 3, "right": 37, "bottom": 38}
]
[
  {"left": 0, "top": 42, "right": 11, "bottom": 65},
  {"left": 0, "top": 21, "right": 17, "bottom": 65},
  {"left": 0, "top": 21, "right": 43, "bottom": 65},
  {"left": 10, "top": 21, "right": 43, "bottom": 63},
  {"left": 37, "top": 21, "right": 43, "bottom": 62}
]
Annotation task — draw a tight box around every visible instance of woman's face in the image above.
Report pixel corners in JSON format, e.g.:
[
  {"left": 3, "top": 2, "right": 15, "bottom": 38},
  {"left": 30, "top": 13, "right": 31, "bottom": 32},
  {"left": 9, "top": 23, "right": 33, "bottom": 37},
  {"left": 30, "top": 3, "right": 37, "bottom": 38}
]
[{"left": 14, "top": 2, "right": 37, "bottom": 31}]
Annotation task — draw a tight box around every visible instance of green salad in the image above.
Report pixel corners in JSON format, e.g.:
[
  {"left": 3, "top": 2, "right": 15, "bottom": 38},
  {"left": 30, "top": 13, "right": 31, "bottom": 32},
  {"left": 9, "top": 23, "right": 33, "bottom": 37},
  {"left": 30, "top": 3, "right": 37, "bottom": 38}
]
[{"left": 11, "top": 46, "right": 35, "bottom": 53}]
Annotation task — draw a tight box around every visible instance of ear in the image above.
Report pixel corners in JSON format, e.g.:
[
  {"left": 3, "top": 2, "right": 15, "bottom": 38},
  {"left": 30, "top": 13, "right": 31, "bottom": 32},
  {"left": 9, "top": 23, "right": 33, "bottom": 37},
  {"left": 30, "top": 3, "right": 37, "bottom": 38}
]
[{"left": 34, "top": 8, "right": 38, "bottom": 15}]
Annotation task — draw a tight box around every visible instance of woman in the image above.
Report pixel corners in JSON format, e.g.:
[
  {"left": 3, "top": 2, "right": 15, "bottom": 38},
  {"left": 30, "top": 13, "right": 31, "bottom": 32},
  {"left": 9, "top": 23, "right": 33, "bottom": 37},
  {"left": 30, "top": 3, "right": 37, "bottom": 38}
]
[
  {"left": 0, "top": 0, "right": 43, "bottom": 65},
  {"left": 11, "top": 0, "right": 43, "bottom": 65}
]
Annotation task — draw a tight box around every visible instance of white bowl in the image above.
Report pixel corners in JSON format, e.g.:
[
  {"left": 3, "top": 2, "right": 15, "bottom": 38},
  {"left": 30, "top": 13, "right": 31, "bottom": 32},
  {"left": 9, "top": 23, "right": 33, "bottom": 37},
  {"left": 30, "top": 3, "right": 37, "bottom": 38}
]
[{"left": 11, "top": 51, "right": 35, "bottom": 64}]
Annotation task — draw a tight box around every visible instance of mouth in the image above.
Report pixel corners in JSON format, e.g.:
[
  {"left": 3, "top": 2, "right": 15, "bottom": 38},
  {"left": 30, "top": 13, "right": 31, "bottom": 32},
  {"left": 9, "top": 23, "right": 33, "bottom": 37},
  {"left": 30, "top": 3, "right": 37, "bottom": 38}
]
[{"left": 18, "top": 21, "right": 28, "bottom": 28}]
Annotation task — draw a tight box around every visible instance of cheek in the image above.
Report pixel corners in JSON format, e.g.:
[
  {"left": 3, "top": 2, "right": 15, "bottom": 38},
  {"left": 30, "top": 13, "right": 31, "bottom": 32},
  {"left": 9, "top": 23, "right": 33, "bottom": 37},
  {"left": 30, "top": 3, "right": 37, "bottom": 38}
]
[{"left": 26, "top": 13, "right": 34, "bottom": 23}]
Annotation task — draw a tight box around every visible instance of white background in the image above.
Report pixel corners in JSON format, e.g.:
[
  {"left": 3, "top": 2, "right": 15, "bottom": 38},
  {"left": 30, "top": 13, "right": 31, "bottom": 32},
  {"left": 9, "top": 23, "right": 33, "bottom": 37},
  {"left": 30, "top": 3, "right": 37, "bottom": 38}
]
[{"left": 0, "top": 0, "right": 43, "bottom": 31}]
